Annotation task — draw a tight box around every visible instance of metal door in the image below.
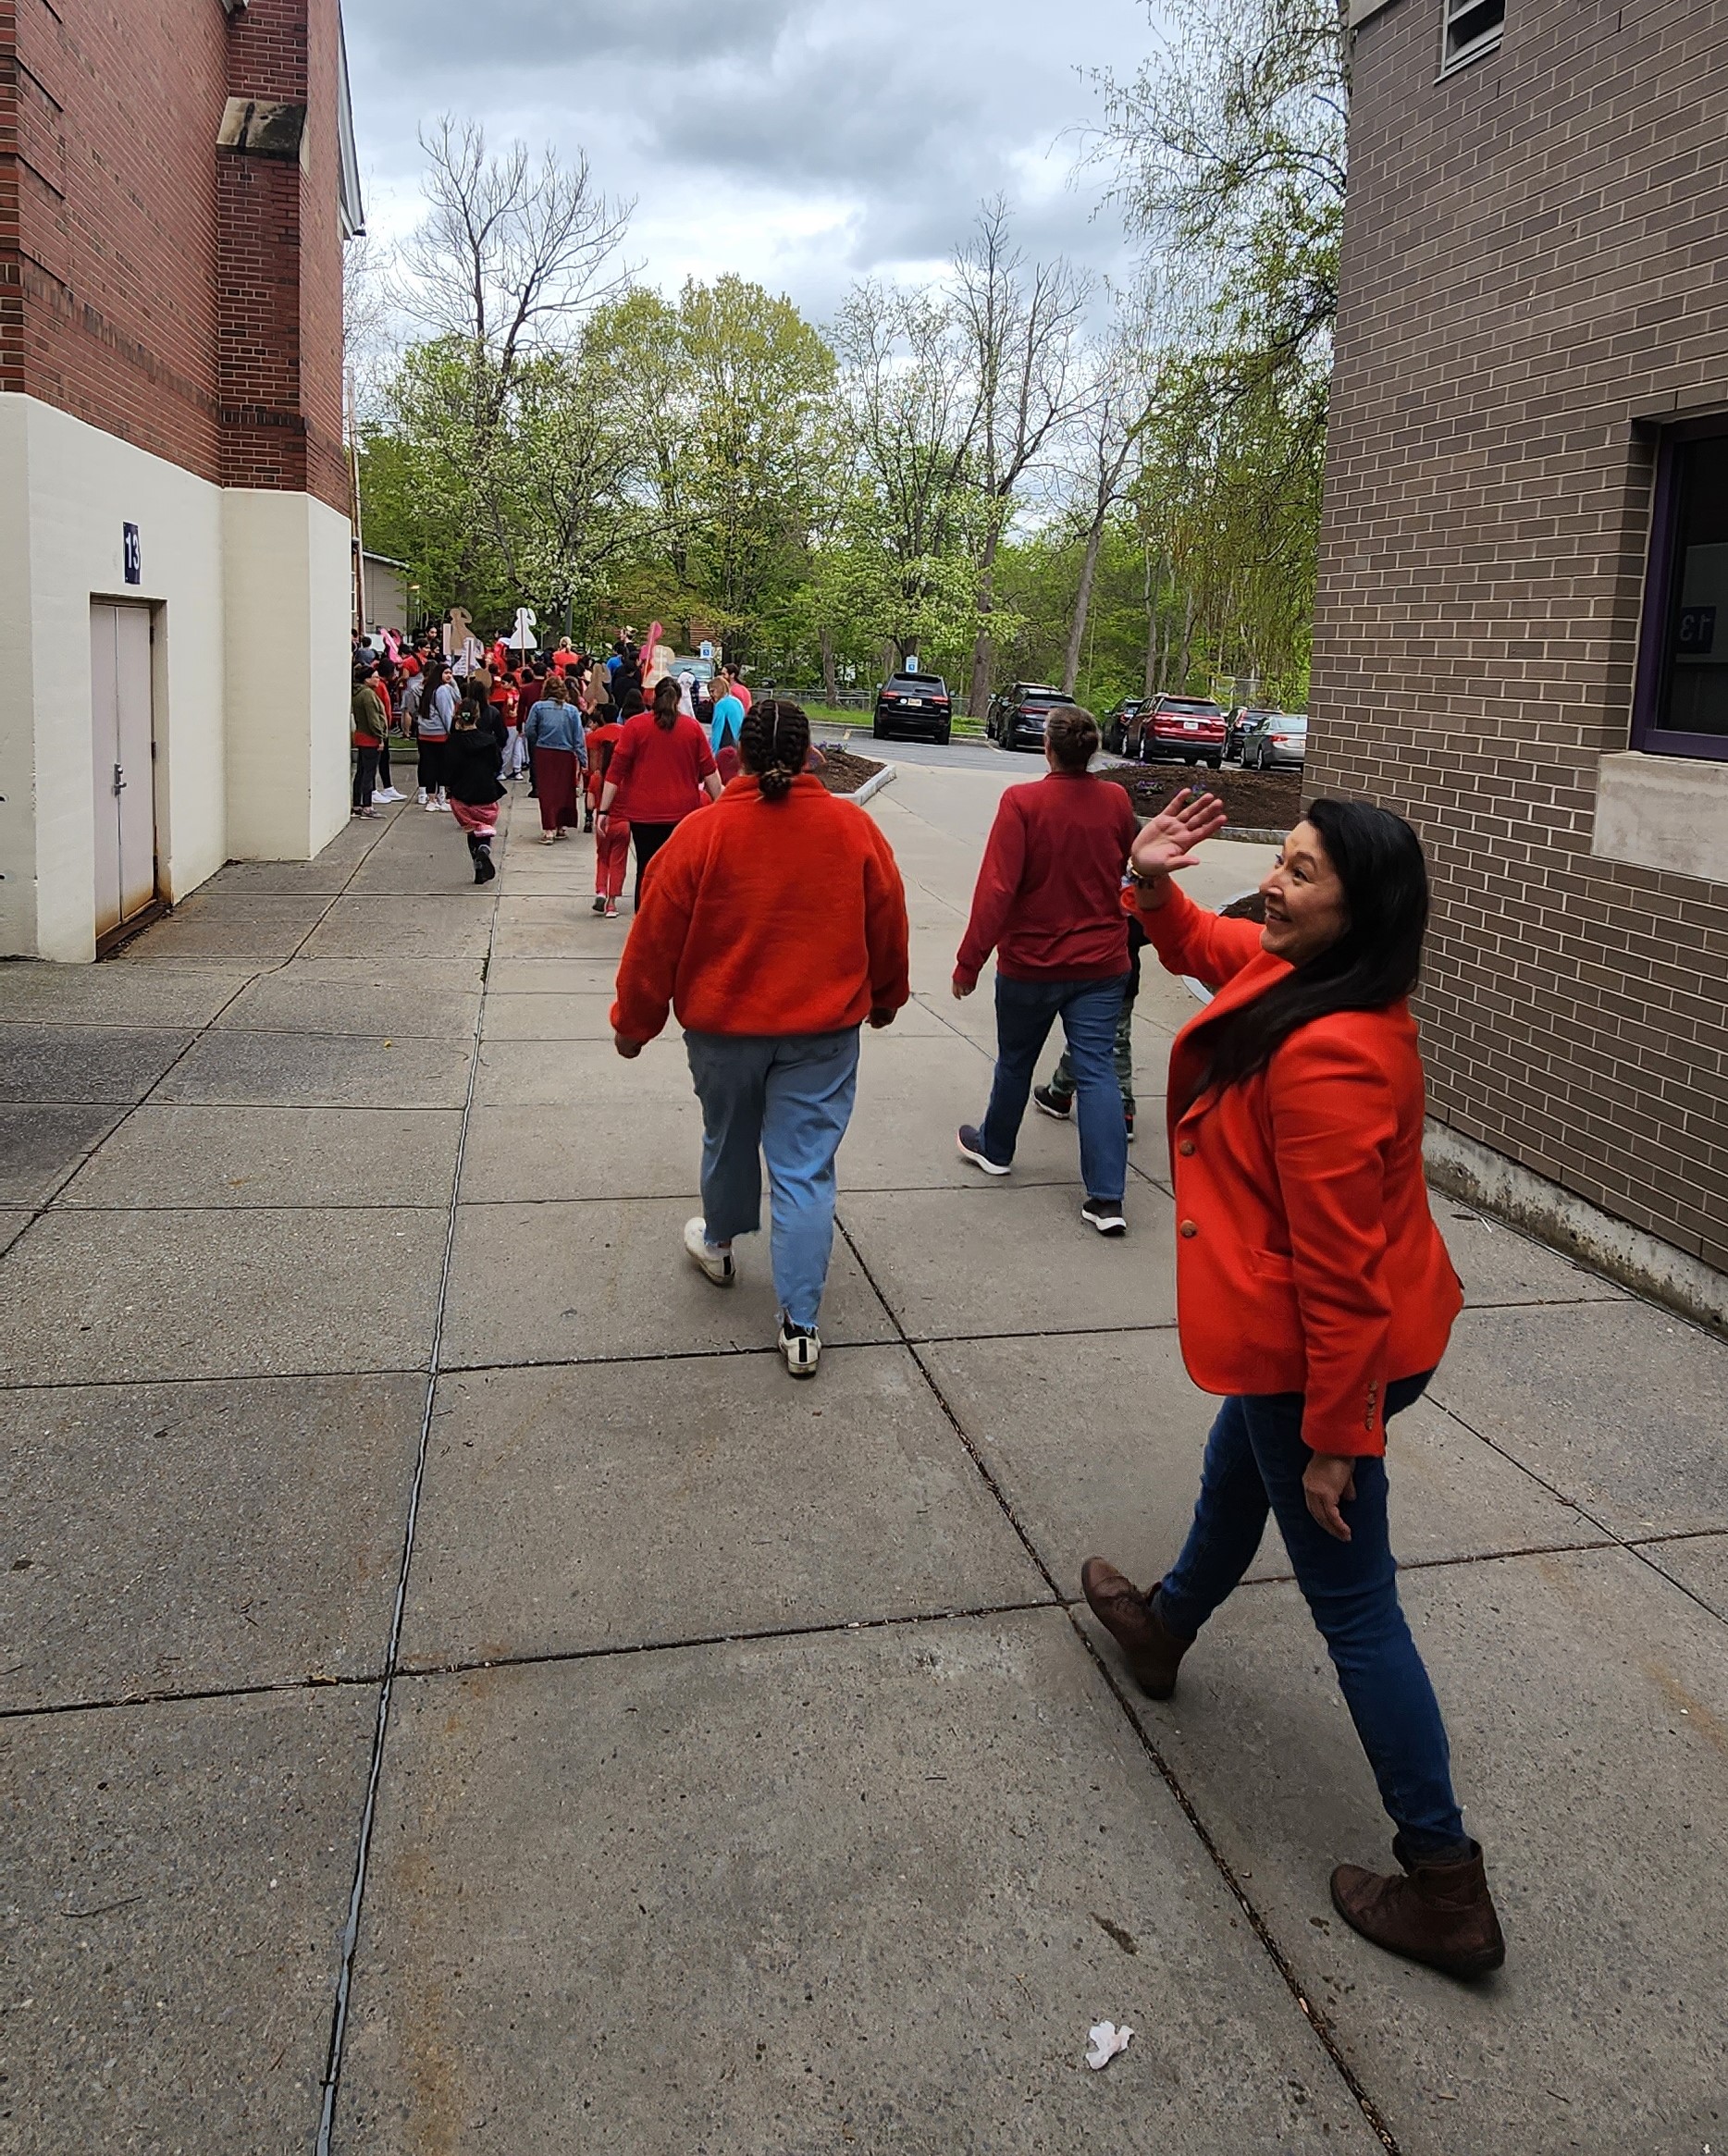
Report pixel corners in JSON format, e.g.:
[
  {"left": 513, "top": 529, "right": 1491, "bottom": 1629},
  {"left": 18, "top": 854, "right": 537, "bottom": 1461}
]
[{"left": 90, "top": 604, "right": 155, "bottom": 935}]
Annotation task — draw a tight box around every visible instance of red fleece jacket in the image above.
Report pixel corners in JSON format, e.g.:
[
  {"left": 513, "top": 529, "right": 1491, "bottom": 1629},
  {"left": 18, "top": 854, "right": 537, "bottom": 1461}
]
[
  {"left": 954, "top": 771, "right": 1138, "bottom": 988},
  {"left": 611, "top": 775, "right": 911, "bottom": 1041}
]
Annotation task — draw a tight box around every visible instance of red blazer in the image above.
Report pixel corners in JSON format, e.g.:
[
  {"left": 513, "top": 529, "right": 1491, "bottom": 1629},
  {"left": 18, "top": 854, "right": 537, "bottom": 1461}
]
[{"left": 1141, "top": 883, "right": 1462, "bottom": 1458}]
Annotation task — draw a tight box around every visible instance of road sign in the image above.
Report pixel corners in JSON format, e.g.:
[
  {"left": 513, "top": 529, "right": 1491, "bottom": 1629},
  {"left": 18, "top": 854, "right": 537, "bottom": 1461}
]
[{"left": 698, "top": 640, "right": 714, "bottom": 661}]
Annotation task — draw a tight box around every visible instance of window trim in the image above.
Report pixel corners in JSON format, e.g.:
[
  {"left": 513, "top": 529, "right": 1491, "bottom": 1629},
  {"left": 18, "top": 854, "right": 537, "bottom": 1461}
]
[
  {"left": 1438, "top": 0, "right": 1504, "bottom": 75},
  {"left": 1631, "top": 414, "right": 1728, "bottom": 764}
]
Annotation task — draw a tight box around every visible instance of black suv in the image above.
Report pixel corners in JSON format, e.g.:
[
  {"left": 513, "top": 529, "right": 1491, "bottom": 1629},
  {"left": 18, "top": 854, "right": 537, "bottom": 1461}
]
[
  {"left": 872, "top": 671, "right": 953, "bottom": 745},
  {"left": 1103, "top": 697, "right": 1146, "bottom": 756},
  {"left": 985, "top": 682, "right": 1067, "bottom": 751}
]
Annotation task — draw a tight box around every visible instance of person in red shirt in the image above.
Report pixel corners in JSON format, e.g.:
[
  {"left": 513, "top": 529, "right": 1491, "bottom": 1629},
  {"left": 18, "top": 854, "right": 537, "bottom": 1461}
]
[
  {"left": 951, "top": 704, "right": 1138, "bottom": 1235},
  {"left": 596, "top": 677, "right": 722, "bottom": 906},
  {"left": 584, "top": 702, "right": 627, "bottom": 916},
  {"left": 1081, "top": 789, "right": 1502, "bottom": 1981},
  {"left": 611, "top": 699, "right": 909, "bottom": 1378}
]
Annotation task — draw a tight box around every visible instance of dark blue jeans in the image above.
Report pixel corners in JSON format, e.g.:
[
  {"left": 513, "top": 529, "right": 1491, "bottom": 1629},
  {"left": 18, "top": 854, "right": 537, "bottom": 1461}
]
[
  {"left": 1159, "top": 1374, "right": 1469, "bottom": 1855},
  {"left": 981, "top": 971, "right": 1129, "bottom": 1204}
]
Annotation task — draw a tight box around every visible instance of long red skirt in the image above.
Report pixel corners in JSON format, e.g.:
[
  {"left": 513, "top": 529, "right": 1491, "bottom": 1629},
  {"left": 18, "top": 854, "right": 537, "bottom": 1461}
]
[{"left": 533, "top": 746, "right": 582, "bottom": 832}]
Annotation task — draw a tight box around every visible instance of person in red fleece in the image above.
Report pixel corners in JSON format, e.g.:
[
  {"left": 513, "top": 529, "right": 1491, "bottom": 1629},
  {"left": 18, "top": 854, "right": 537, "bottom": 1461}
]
[
  {"left": 611, "top": 699, "right": 909, "bottom": 1379},
  {"left": 952, "top": 704, "right": 1138, "bottom": 1236}
]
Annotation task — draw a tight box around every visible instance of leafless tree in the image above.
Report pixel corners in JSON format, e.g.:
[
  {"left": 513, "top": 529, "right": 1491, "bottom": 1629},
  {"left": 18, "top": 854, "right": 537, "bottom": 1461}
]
[
  {"left": 400, "top": 117, "right": 635, "bottom": 402},
  {"left": 951, "top": 201, "right": 1092, "bottom": 715},
  {"left": 1056, "top": 317, "right": 1163, "bottom": 696}
]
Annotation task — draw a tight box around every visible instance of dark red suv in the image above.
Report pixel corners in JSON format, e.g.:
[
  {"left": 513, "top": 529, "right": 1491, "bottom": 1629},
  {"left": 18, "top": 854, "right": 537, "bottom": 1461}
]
[{"left": 1138, "top": 695, "right": 1228, "bottom": 767}]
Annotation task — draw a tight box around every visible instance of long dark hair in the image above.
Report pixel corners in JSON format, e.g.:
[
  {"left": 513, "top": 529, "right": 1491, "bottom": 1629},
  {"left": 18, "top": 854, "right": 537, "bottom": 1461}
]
[
  {"left": 651, "top": 678, "right": 681, "bottom": 732},
  {"left": 1188, "top": 798, "right": 1430, "bottom": 1106},
  {"left": 741, "top": 699, "right": 810, "bottom": 802}
]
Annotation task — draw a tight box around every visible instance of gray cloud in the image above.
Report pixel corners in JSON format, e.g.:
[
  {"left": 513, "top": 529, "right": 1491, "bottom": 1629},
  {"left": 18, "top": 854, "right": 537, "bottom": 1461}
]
[{"left": 343, "top": 0, "right": 1151, "bottom": 318}]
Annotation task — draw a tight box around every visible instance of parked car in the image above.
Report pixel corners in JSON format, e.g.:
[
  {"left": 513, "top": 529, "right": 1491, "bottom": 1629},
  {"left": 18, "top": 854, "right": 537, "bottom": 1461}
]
[
  {"left": 985, "top": 682, "right": 1068, "bottom": 751},
  {"left": 1240, "top": 710, "right": 1309, "bottom": 769},
  {"left": 1103, "top": 697, "right": 1147, "bottom": 756},
  {"left": 873, "top": 671, "right": 953, "bottom": 744},
  {"left": 1225, "top": 705, "right": 1277, "bottom": 760},
  {"left": 1140, "top": 695, "right": 1229, "bottom": 766}
]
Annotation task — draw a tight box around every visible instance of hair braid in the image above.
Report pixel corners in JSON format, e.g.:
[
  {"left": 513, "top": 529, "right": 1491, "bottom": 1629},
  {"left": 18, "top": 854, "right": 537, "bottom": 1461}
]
[{"left": 741, "top": 698, "right": 810, "bottom": 802}]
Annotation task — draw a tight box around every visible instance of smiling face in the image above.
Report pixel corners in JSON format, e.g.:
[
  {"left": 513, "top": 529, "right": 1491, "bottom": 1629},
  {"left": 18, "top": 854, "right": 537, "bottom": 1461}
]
[{"left": 1259, "top": 819, "right": 1350, "bottom": 966}]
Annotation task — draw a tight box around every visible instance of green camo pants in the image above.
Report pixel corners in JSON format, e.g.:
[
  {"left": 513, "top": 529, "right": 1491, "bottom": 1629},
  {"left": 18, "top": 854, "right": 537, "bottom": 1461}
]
[{"left": 1047, "top": 978, "right": 1135, "bottom": 1111}]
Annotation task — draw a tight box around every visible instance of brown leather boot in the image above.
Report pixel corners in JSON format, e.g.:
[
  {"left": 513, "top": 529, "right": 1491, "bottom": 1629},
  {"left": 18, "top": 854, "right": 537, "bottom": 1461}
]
[
  {"left": 1330, "top": 1836, "right": 1506, "bottom": 1977},
  {"left": 1080, "top": 1558, "right": 1193, "bottom": 1700}
]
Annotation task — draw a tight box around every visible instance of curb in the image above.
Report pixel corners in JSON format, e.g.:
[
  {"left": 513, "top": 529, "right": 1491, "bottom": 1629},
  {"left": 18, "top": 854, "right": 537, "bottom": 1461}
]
[
  {"left": 847, "top": 762, "right": 897, "bottom": 806},
  {"left": 1219, "top": 823, "right": 1290, "bottom": 844}
]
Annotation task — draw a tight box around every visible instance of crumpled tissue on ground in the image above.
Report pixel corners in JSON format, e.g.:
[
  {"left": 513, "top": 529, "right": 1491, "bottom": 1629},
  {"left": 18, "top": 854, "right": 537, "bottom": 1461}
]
[{"left": 1085, "top": 2019, "right": 1134, "bottom": 2070}]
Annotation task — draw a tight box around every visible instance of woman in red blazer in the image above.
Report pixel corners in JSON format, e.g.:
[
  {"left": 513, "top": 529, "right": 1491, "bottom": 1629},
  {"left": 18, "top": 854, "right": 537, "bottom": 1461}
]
[{"left": 1083, "top": 791, "right": 1504, "bottom": 1979}]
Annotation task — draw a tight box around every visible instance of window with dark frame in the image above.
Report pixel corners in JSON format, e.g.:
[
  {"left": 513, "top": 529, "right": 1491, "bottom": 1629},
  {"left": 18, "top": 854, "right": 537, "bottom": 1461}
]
[
  {"left": 1632, "top": 421, "right": 1728, "bottom": 762},
  {"left": 1441, "top": 0, "right": 1504, "bottom": 69}
]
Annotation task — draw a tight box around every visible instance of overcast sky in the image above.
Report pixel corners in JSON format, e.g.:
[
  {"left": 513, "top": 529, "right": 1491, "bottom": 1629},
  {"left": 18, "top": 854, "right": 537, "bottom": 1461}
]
[{"left": 343, "top": 0, "right": 1158, "bottom": 324}]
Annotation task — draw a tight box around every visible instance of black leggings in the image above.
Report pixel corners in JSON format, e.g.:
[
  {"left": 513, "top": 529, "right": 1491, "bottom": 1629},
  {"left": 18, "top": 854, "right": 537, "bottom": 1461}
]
[
  {"left": 417, "top": 736, "right": 446, "bottom": 795},
  {"left": 352, "top": 744, "right": 378, "bottom": 810},
  {"left": 631, "top": 821, "right": 677, "bottom": 906}
]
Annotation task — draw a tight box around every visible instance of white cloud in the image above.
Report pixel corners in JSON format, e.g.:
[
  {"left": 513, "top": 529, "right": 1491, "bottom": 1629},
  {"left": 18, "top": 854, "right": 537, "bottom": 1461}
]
[{"left": 343, "top": 0, "right": 1157, "bottom": 322}]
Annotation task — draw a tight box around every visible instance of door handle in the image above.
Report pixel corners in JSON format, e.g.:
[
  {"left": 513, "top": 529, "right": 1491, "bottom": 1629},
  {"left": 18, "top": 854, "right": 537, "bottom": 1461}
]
[{"left": 114, "top": 762, "right": 127, "bottom": 795}]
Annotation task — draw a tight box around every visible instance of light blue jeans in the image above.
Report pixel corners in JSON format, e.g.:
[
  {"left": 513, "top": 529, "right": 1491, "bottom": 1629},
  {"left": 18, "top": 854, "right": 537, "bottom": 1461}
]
[{"left": 683, "top": 1027, "right": 861, "bottom": 1330}]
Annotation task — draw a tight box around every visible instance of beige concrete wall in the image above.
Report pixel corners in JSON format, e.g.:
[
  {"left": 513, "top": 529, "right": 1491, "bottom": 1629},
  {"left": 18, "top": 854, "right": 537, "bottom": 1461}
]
[
  {"left": 222, "top": 488, "right": 351, "bottom": 862},
  {"left": 0, "top": 395, "right": 351, "bottom": 959},
  {"left": 0, "top": 393, "right": 228, "bottom": 961}
]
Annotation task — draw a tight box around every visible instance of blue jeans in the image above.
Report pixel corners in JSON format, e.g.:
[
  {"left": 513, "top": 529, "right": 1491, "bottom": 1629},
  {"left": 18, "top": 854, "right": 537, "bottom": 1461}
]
[
  {"left": 981, "top": 972, "right": 1129, "bottom": 1204},
  {"left": 1158, "top": 1374, "right": 1469, "bottom": 1855},
  {"left": 684, "top": 1028, "right": 861, "bottom": 1330}
]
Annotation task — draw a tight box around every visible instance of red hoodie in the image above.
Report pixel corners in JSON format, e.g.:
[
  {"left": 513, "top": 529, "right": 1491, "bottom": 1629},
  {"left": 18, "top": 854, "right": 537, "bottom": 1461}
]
[
  {"left": 611, "top": 776, "right": 910, "bottom": 1041},
  {"left": 954, "top": 771, "right": 1138, "bottom": 988}
]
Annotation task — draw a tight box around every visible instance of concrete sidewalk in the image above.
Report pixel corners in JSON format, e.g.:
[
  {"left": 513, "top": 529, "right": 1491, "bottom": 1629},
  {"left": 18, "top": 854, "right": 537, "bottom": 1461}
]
[{"left": 3, "top": 768, "right": 1725, "bottom": 2152}]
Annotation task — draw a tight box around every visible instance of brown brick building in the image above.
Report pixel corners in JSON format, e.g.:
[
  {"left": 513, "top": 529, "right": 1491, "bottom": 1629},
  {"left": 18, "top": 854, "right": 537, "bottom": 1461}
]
[
  {"left": 1, "top": 0, "right": 361, "bottom": 957},
  {"left": 1310, "top": 0, "right": 1728, "bottom": 1304}
]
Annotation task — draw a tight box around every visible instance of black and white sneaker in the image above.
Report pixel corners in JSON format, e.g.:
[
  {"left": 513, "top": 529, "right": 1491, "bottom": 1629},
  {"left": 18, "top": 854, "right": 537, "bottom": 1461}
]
[
  {"left": 957, "top": 1124, "right": 1011, "bottom": 1176},
  {"left": 1032, "top": 1085, "right": 1072, "bottom": 1120},
  {"left": 1080, "top": 1196, "right": 1128, "bottom": 1237},
  {"left": 778, "top": 1317, "right": 821, "bottom": 1378},
  {"left": 684, "top": 1217, "right": 735, "bottom": 1285}
]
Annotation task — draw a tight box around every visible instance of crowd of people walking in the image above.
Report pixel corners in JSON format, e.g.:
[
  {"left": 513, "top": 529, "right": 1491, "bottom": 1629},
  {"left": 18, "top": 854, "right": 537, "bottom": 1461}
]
[{"left": 349, "top": 627, "right": 1505, "bottom": 1984}]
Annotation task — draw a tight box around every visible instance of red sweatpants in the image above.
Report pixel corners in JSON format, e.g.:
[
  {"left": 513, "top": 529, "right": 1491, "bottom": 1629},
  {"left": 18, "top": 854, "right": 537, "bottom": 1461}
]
[{"left": 596, "top": 818, "right": 631, "bottom": 901}]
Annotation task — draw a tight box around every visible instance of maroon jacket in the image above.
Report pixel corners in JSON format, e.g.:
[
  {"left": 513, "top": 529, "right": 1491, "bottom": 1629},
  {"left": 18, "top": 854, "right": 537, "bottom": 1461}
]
[{"left": 955, "top": 772, "right": 1138, "bottom": 988}]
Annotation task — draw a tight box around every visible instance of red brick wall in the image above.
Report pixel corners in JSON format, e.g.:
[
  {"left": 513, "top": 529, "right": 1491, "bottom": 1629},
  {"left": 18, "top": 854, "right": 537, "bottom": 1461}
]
[
  {"left": 0, "top": 0, "right": 347, "bottom": 511},
  {"left": 1309, "top": 0, "right": 1728, "bottom": 1274},
  {"left": 1, "top": 0, "right": 228, "bottom": 469}
]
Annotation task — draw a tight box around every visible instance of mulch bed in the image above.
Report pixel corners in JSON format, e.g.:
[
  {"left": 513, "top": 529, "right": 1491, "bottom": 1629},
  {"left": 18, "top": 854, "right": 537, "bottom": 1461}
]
[
  {"left": 1092, "top": 758, "right": 1302, "bottom": 834},
  {"left": 814, "top": 745, "right": 885, "bottom": 795}
]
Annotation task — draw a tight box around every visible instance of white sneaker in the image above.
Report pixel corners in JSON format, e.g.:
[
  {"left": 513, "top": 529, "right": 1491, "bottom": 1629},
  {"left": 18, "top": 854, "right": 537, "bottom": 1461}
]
[
  {"left": 684, "top": 1216, "right": 734, "bottom": 1286},
  {"left": 778, "top": 1317, "right": 821, "bottom": 1379},
  {"left": 424, "top": 797, "right": 441, "bottom": 812},
  {"left": 415, "top": 788, "right": 427, "bottom": 805},
  {"left": 376, "top": 786, "right": 405, "bottom": 803}
]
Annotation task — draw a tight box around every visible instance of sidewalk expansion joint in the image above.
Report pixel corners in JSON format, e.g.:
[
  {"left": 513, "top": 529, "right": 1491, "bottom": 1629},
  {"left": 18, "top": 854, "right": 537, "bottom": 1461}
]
[
  {"left": 314, "top": 811, "right": 516, "bottom": 2156},
  {"left": 391, "top": 1596, "right": 1064, "bottom": 1683},
  {"left": 1426, "top": 1394, "right": 1728, "bottom": 1629},
  {"left": 834, "top": 1206, "right": 1408, "bottom": 2153},
  {"left": 0, "top": 808, "right": 402, "bottom": 1256}
]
